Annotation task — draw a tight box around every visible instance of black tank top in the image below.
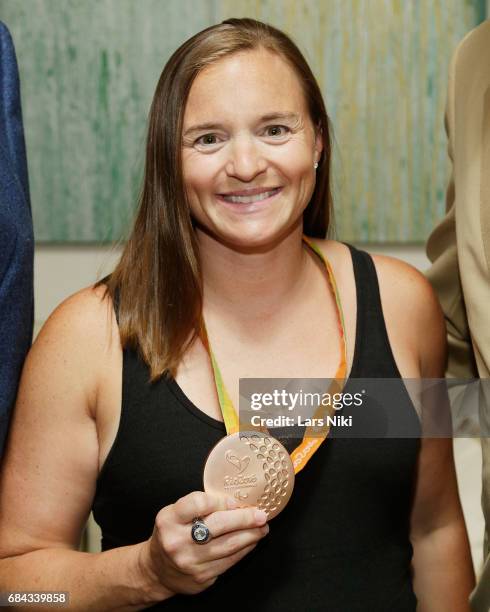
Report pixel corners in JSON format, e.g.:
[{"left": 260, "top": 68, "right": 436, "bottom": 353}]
[{"left": 92, "top": 245, "right": 421, "bottom": 611}]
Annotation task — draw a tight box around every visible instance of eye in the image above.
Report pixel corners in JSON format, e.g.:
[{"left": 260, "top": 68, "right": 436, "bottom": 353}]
[
  {"left": 194, "top": 133, "right": 221, "bottom": 147},
  {"left": 264, "top": 125, "right": 290, "bottom": 138}
]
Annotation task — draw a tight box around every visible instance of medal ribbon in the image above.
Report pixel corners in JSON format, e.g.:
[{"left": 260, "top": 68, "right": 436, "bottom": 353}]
[{"left": 199, "top": 235, "right": 348, "bottom": 474}]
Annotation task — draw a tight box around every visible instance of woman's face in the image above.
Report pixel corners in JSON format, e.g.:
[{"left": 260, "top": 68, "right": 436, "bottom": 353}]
[{"left": 181, "top": 48, "right": 323, "bottom": 248}]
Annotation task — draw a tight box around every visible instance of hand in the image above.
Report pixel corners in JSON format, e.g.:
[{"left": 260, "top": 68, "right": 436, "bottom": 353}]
[{"left": 139, "top": 491, "right": 269, "bottom": 597}]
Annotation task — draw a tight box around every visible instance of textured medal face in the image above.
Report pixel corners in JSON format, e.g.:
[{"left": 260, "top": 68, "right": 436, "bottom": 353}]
[{"left": 203, "top": 431, "right": 295, "bottom": 519}]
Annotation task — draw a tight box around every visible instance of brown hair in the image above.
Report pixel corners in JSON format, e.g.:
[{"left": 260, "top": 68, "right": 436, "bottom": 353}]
[{"left": 99, "top": 17, "right": 334, "bottom": 380}]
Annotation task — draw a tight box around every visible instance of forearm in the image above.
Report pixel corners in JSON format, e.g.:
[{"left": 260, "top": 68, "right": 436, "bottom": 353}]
[
  {"left": 411, "top": 521, "right": 475, "bottom": 611},
  {"left": 0, "top": 541, "right": 172, "bottom": 611}
]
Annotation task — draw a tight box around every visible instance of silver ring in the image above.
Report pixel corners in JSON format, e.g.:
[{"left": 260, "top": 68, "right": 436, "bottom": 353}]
[{"left": 191, "top": 518, "right": 211, "bottom": 544}]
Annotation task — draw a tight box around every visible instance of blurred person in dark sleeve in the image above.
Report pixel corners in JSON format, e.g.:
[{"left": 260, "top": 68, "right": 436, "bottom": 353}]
[{"left": 0, "top": 21, "right": 34, "bottom": 459}]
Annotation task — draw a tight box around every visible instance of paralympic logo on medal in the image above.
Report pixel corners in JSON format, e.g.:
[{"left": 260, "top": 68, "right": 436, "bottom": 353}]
[{"left": 223, "top": 450, "right": 258, "bottom": 493}]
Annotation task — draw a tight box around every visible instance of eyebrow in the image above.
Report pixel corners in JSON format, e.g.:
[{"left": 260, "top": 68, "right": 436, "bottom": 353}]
[{"left": 183, "top": 112, "right": 301, "bottom": 137}]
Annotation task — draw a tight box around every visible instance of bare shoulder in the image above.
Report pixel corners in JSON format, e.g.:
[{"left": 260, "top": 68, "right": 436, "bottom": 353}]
[
  {"left": 29, "top": 283, "right": 120, "bottom": 414},
  {"left": 36, "top": 284, "right": 118, "bottom": 356},
  {"left": 37, "top": 283, "right": 116, "bottom": 346},
  {"left": 368, "top": 252, "right": 447, "bottom": 377},
  {"left": 368, "top": 252, "right": 442, "bottom": 322}
]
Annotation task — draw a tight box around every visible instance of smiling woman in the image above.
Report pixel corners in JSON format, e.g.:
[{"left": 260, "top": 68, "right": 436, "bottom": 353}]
[{"left": 0, "top": 17, "right": 475, "bottom": 612}]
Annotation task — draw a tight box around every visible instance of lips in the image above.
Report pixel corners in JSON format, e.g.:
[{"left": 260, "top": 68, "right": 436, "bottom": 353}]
[
  {"left": 218, "top": 187, "right": 282, "bottom": 204},
  {"left": 219, "top": 186, "right": 282, "bottom": 197}
]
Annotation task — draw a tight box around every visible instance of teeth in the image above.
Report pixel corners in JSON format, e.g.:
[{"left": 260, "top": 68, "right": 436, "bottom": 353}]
[{"left": 221, "top": 189, "right": 279, "bottom": 204}]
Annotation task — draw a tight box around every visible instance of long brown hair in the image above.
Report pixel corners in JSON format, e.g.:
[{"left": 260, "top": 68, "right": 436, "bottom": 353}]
[{"left": 99, "top": 17, "right": 334, "bottom": 381}]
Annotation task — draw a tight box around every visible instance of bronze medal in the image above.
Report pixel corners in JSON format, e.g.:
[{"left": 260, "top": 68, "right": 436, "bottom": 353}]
[{"left": 203, "top": 431, "right": 295, "bottom": 520}]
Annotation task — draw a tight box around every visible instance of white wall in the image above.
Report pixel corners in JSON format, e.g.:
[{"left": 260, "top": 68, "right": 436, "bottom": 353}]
[{"left": 34, "top": 245, "right": 121, "bottom": 327}]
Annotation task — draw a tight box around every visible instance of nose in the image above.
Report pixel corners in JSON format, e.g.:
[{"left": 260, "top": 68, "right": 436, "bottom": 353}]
[{"left": 225, "top": 134, "right": 267, "bottom": 181}]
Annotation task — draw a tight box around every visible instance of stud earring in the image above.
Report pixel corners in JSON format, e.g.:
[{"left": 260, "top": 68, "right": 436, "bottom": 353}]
[{"left": 314, "top": 161, "right": 319, "bottom": 169}]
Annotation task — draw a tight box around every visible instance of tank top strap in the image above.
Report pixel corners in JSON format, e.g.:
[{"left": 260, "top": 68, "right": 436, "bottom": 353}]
[{"left": 343, "top": 243, "right": 401, "bottom": 378}]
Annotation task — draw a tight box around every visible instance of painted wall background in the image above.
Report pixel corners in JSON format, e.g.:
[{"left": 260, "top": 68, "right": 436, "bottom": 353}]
[{"left": 0, "top": 0, "right": 486, "bottom": 243}]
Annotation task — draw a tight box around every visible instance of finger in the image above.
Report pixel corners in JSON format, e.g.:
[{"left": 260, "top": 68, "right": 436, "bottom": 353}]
[
  {"left": 205, "top": 507, "right": 268, "bottom": 538},
  {"left": 173, "top": 491, "right": 228, "bottom": 524},
  {"left": 194, "top": 542, "right": 259, "bottom": 583},
  {"left": 199, "top": 524, "right": 269, "bottom": 562}
]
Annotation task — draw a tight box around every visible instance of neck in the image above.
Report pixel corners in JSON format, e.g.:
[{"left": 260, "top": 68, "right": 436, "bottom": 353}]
[{"left": 198, "top": 223, "right": 311, "bottom": 323}]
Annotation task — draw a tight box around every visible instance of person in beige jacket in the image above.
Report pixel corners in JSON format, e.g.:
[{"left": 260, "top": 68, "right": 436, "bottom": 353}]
[{"left": 426, "top": 19, "right": 490, "bottom": 612}]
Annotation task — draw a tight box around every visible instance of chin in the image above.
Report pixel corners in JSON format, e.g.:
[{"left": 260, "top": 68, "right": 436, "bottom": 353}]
[{"left": 212, "top": 223, "right": 299, "bottom": 253}]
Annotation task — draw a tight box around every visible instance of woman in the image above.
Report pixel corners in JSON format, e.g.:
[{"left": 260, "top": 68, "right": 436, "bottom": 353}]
[{"left": 0, "top": 17, "right": 475, "bottom": 610}]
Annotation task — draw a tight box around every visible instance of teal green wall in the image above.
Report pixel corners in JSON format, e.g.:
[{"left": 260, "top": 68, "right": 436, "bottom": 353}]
[{"left": 0, "top": 1, "right": 485, "bottom": 242}]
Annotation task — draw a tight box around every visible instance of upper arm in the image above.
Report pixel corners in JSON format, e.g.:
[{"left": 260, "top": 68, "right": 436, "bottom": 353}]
[
  {"left": 371, "top": 255, "right": 463, "bottom": 534},
  {"left": 0, "top": 285, "right": 118, "bottom": 557}
]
